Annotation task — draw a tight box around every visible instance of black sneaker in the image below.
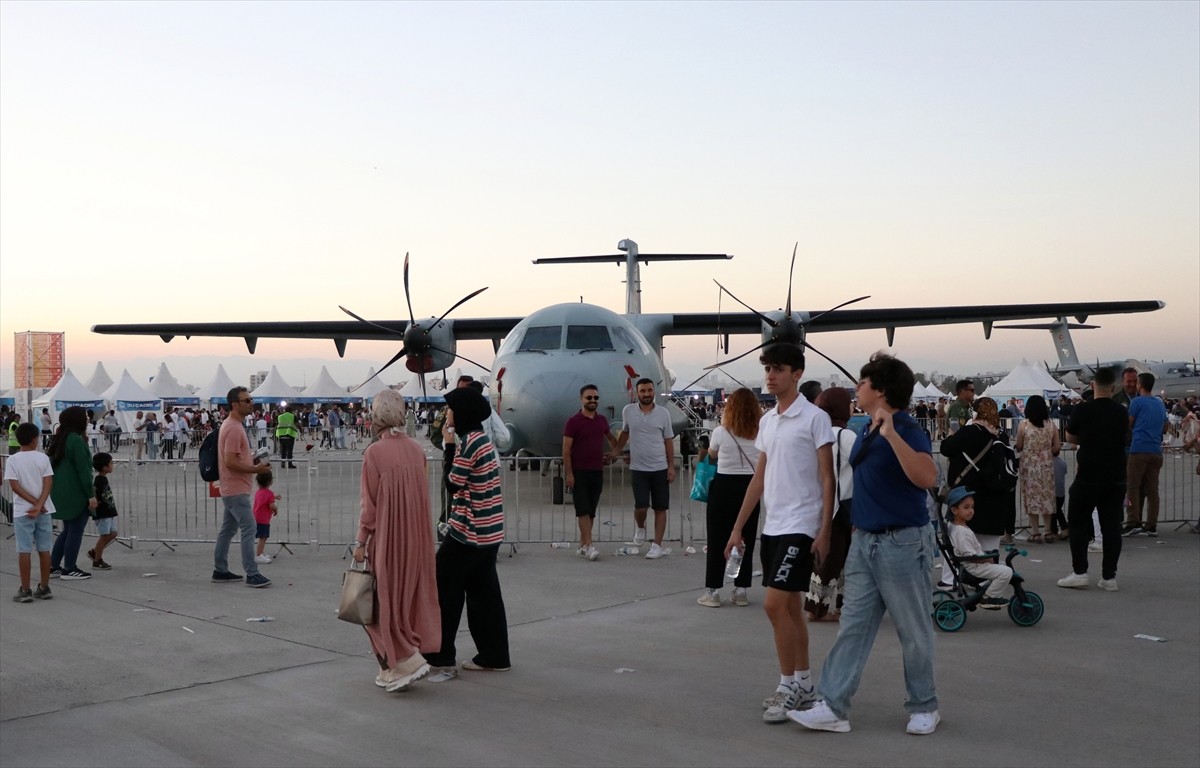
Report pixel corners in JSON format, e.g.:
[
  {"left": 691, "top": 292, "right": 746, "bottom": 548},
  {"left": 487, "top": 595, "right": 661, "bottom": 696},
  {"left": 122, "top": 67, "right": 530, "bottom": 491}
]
[
  {"left": 33, "top": 585, "right": 52, "bottom": 600},
  {"left": 212, "top": 570, "right": 244, "bottom": 583},
  {"left": 49, "top": 566, "right": 63, "bottom": 579},
  {"left": 61, "top": 568, "right": 92, "bottom": 580},
  {"left": 93, "top": 559, "right": 112, "bottom": 570},
  {"left": 1144, "top": 529, "right": 1158, "bottom": 537},
  {"left": 1122, "top": 526, "right": 1145, "bottom": 537},
  {"left": 245, "top": 573, "right": 272, "bottom": 588},
  {"left": 13, "top": 587, "right": 33, "bottom": 603}
]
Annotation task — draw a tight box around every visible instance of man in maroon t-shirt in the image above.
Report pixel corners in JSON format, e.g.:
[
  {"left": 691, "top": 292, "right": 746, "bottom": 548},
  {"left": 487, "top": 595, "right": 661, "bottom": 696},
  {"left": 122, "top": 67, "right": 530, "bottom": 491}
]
[{"left": 563, "top": 384, "right": 618, "bottom": 561}]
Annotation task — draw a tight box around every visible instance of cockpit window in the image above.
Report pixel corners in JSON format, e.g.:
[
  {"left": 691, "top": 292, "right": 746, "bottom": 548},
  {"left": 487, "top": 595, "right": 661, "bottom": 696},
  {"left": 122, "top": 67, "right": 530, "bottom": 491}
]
[
  {"left": 518, "top": 326, "right": 561, "bottom": 351},
  {"left": 612, "top": 325, "right": 650, "bottom": 355},
  {"left": 566, "top": 325, "right": 614, "bottom": 351}
]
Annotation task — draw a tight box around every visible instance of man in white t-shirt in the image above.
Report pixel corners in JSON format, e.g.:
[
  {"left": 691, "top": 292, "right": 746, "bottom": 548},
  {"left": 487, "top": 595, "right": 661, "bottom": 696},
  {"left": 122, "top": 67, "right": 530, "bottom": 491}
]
[
  {"left": 610, "top": 378, "right": 676, "bottom": 559},
  {"left": 132, "top": 411, "right": 146, "bottom": 464},
  {"left": 4, "top": 422, "right": 57, "bottom": 601},
  {"left": 725, "top": 344, "right": 834, "bottom": 724}
]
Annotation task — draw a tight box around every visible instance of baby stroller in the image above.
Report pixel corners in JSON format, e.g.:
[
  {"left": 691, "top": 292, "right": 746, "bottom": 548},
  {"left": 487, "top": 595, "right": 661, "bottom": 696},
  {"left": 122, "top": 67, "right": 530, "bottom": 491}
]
[{"left": 930, "top": 509, "right": 1044, "bottom": 632}]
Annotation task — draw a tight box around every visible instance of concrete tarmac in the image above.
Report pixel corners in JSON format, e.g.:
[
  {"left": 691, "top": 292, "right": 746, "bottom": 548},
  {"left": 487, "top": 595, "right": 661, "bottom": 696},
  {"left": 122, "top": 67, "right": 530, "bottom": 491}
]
[{"left": 1, "top": 527, "right": 1197, "bottom": 767}]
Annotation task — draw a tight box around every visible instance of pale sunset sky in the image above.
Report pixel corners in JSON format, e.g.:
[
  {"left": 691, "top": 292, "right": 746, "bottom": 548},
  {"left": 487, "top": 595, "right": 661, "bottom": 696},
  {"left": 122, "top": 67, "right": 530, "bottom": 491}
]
[{"left": 1, "top": 1, "right": 1197, "bottom": 393}]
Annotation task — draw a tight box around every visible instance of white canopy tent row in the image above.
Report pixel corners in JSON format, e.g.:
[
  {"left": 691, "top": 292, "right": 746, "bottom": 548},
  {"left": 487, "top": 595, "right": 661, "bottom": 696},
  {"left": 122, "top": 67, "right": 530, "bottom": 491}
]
[
  {"left": 296, "top": 366, "right": 362, "bottom": 405},
  {"left": 84, "top": 361, "right": 114, "bottom": 395},
  {"left": 979, "top": 359, "right": 1078, "bottom": 403},
  {"left": 249, "top": 366, "right": 301, "bottom": 405},
  {"left": 100, "top": 370, "right": 163, "bottom": 433},
  {"left": 148, "top": 362, "right": 200, "bottom": 407},
  {"left": 399, "top": 372, "right": 447, "bottom": 403},
  {"left": 353, "top": 368, "right": 393, "bottom": 403},
  {"left": 196, "top": 364, "right": 239, "bottom": 408},
  {"left": 30, "top": 370, "right": 105, "bottom": 425}
]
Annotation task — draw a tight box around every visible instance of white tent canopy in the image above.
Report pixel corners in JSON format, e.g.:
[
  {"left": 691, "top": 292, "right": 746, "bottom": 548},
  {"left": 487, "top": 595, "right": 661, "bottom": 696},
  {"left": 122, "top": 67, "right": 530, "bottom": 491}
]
[
  {"left": 101, "top": 370, "right": 163, "bottom": 432},
  {"left": 399, "top": 374, "right": 445, "bottom": 402},
  {"left": 249, "top": 366, "right": 300, "bottom": 405},
  {"left": 196, "top": 364, "right": 239, "bottom": 407},
  {"left": 84, "top": 362, "right": 114, "bottom": 395},
  {"left": 923, "top": 382, "right": 947, "bottom": 399},
  {"left": 353, "top": 369, "right": 392, "bottom": 402},
  {"left": 297, "top": 366, "right": 361, "bottom": 404},
  {"left": 148, "top": 363, "right": 199, "bottom": 406},
  {"left": 979, "top": 359, "right": 1075, "bottom": 402},
  {"left": 31, "top": 370, "right": 105, "bottom": 425}
]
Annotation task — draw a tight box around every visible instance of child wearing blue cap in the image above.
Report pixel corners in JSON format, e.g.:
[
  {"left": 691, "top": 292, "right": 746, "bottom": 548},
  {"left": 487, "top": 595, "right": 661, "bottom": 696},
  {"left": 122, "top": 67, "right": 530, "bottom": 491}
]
[{"left": 945, "top": 486, "right": 1011, "bottom": 609}]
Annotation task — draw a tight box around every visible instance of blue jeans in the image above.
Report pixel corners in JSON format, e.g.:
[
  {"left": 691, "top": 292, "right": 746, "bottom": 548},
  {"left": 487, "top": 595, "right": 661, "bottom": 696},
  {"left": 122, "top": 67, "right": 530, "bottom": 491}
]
[
  {"left": 50, "top": 512, "right": 90, "bottom": 571},
  {"left": 214, "top": 494, "right": 258, "bottom": 576},
  {"left": 817, "top": 525, "right": 938, "bottom": 718}
]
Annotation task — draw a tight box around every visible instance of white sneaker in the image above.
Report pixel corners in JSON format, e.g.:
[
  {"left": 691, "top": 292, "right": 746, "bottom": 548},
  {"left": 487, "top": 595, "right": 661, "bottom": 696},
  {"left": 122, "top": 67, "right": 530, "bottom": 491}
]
[
  {"left": 645, "top": 543, "right": 668, "bottom": 559},
  {"left": 788, "top": 700, "right": 850, "bottom": 732},
  {"left": 632, "top": 528, "right": 647, "bottom": 546},
  {"left": 731, "top": 588, "right": 749, "bottom": 607},
  {"left": 584, "top": 545, "right": 600, "bottom": 561},
  {"left": 426, "top": 666, "right": 457, "bottom": 683},
  {"left": 906, "top": 710, "right": 941, "bottom": 735},
  {"left": 763, "top": 686, "right": 798, "bottom": 723},
  {"left": 1088, "top": 540, "right": 1104, "bottom": 553},
  {"left": 1057, "top": 571, "right": 1089, "bottom": 589},
  {"left": 696, "top": 589, "right": 721, "bottom": 608},
  {"left": 1097, "top": 577, "right": 1119, "bottom": 592},
  {"left": 254, "top": 554, "right": 272, "bottom": 564}
]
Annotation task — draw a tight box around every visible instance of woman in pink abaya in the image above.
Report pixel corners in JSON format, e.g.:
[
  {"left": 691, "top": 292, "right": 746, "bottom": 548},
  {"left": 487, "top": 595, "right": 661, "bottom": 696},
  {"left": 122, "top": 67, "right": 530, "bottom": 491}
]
[{"left": 352, "top": 389, "right": 441, "bottom": 692}]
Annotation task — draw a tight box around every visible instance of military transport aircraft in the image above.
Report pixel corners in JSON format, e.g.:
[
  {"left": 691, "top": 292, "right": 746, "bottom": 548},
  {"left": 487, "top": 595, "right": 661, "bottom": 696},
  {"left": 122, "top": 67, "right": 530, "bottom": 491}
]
[{"left": 92, "top": 238, "right": 1165, "bottom": 456}]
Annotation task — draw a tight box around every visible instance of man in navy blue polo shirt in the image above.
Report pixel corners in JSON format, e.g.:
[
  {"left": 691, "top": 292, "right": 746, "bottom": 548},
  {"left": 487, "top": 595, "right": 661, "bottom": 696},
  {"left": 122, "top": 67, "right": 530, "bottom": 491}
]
[{"left": 791, "top": 352, "right": 940, "bottom": 736}]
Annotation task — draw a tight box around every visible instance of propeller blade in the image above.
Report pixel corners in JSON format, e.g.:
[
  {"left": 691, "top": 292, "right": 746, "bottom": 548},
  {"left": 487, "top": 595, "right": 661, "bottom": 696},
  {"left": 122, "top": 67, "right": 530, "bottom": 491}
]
[
  {"left": 677, "top": 370, "right": 711, "bottom": 393},
  {"left": 433, "top": 286, "right": 489, "bottom": 328},
  {"left": 679, "top": 366, "right": 753, "bottom": 394},
  {"left": 806, "top": 295, "right": 871, "bottom": 325},
  {"left": 785, "top": 242, "right": 797, "bottom": 316},
  {"left": 420, "top": 372, "right": 428, "bottom": 402},
  {"left": 704, "top": 340, "right": 770, "bottom": 370},
  {"left": 353, "top": 347, "right": 408, "bottom": 390},
  {"left": 338, "top": 305, "right": 404, "bottom": 336},
  {"left": 428, "top": 344, "right": 492, "bottom": 373},
  {"left": 403, "top": 252, "right": 416, "bottom": 326},
  {"left": 713, "top": 280, "right": 776, "bottom": 327},
  {"left": 800, "top": 340, "right": 857, "bottom": 382}
]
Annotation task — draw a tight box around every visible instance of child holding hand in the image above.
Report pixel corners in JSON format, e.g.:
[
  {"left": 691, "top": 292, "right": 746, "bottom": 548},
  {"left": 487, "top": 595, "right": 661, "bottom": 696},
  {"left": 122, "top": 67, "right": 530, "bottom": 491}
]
[{"left": 253, "top": 471, "right": 280, "bottom": 564}]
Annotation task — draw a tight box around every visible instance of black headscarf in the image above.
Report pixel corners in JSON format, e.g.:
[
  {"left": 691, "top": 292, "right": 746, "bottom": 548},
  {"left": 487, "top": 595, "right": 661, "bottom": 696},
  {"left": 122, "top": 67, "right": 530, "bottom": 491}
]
[{"left": 443, "top": 387, "right": 491, "bottom": 434}]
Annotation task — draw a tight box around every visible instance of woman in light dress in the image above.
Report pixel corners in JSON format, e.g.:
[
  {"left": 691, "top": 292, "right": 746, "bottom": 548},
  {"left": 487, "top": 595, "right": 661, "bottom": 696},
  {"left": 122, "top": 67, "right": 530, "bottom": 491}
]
[
  {"left": 351, "top": 389, "right": 440, "bottom": 692},
  {"left": 1014, "top": 395, "right": 1061, "bottom": 542}
]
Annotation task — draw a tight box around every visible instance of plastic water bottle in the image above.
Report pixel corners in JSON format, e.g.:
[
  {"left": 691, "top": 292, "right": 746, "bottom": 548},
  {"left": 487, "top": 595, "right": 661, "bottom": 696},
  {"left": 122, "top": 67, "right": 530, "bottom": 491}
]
[
  {"left": 616, "top": 546, "right": 640, "bottom": 556},
  {"left": 245, "top": 616, "right": 275, "bottom": 623},
  {"left": 550, "top": 542, "right": 571, "bottom": 549},
  {"left": 725, "top": 547, "right": 743, "bottom": 581}
]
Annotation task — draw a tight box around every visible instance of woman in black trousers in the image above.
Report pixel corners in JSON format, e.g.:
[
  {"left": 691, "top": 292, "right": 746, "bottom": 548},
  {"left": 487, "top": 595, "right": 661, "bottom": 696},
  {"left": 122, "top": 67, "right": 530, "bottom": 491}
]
[{"left": 698, "top": 388, "right": 762, "bottom": 607}]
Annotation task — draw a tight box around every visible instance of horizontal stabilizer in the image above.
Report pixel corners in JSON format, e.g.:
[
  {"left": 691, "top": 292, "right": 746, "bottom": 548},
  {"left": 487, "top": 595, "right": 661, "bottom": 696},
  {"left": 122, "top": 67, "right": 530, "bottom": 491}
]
[
  {"left": 533, "top": 254, "right": 732, "bottom": 265},
  {"left": 995, "top": 323, "right": 1099, "bottom": 330}
]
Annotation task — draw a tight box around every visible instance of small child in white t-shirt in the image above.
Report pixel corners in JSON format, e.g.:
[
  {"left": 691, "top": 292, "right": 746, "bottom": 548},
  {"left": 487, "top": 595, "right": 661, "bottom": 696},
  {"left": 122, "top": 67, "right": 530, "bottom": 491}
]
[
  {"left": 3, "top": 423, "right": 56, "bottom": 602},
  {"left": 945, "top": 486, "right": 1011, "bottom": 609}
]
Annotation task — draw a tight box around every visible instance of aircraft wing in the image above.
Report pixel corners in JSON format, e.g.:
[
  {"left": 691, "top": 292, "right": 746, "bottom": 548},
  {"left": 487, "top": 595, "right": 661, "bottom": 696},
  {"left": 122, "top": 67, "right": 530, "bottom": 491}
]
[
  {"left": 90, "top": 318, "right": 524, "bottom": 355},
  {"left": 659, "top": 300, "right": 1165, "bottom": 340}
]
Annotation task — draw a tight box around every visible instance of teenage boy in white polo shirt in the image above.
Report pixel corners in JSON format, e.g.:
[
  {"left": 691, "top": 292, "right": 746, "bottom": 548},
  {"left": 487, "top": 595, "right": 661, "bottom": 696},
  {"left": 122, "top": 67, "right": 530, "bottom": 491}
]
[{"left": 726, "top": 344, "right": 835, "bottom": 723}]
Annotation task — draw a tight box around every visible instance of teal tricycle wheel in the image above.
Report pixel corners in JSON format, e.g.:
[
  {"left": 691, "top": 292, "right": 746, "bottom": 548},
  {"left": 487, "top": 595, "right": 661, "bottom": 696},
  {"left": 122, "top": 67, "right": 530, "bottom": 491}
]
[{"left": 1008, "top": 591, "right": 1044, "bottom": 626}]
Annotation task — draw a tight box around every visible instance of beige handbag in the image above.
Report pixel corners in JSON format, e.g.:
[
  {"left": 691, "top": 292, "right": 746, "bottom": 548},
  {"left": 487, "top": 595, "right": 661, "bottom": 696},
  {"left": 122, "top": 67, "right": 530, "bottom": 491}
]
[{"left": 338, "top": 560, "right": 376, "bottom": 625}]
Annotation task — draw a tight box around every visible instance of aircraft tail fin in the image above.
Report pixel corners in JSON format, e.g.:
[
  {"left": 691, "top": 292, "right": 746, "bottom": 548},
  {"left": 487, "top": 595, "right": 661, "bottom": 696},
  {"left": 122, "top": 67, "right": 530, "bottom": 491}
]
[
  {"left": 534, "top": 240, "right": 732, "bottom": 316},
  {"left": 995, "top": 317, "right": 1090, "bottom": 372}
]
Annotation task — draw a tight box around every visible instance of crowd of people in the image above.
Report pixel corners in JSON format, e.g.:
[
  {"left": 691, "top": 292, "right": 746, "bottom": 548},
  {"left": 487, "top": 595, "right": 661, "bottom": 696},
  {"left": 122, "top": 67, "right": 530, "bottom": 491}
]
[{"left": 4, "top": 351, "right": 1197, "bottom": 733}]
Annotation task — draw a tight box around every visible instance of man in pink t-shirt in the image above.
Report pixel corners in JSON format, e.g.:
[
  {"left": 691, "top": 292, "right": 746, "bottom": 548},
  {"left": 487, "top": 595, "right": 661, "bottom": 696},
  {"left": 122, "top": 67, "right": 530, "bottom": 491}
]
[{"left": 213, "top": 386, "right": 272, "bottom": 587}]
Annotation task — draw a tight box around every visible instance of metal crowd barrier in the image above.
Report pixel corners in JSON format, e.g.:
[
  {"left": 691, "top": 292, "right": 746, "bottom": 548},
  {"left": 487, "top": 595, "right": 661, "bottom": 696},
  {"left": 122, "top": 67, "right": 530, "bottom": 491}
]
[{"left": 1, "top": 448, "right": 1196, "bottom": 551}]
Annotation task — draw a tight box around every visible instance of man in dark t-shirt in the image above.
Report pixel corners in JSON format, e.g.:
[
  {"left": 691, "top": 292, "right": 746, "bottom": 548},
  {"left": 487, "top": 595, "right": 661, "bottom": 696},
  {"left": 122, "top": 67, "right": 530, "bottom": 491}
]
[
  {"left": 1059, "top": 367, "right": 1129, "bottom": 592},
  {"left": 563, "top": 385, "right": 617, "bottom": 562}
]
